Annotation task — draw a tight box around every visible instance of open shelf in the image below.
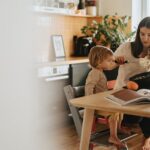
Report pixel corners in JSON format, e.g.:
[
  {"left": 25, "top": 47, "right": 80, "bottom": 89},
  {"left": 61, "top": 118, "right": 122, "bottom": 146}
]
[{"left": 33, "top": 6, "right": 100, "bottom": 18}]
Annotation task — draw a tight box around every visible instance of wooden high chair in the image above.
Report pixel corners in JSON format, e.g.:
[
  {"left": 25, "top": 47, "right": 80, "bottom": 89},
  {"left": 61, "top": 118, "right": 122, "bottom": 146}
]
[{"left": 64, "top": 82, "right": 116, "bottom": 149}]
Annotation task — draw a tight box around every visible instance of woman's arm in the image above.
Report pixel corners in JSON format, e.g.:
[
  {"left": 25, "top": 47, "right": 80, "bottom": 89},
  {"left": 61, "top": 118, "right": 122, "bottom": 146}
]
[
  {"left": 110, "top": 42, "right": 130, "bottom": 70},
  {"left": 108, "top": 56, "right": 126, "bottom": 70}
]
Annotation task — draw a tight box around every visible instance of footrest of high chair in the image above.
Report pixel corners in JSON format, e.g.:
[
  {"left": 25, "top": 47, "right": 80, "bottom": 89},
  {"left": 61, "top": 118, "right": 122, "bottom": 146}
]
[{"left": 90, "top": 130, "right": 138, "bottom": 146}]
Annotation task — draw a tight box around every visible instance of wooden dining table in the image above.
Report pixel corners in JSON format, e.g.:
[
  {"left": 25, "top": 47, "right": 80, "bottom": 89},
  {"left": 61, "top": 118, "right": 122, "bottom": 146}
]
[{"left": 70, "top": 90, "right": 150, "bottom": 150}]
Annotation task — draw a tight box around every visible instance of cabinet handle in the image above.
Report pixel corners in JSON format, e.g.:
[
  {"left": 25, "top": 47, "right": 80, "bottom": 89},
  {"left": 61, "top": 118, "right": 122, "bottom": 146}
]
[{"left": 45, "top": 75, "right": 69, "bottom": 81}]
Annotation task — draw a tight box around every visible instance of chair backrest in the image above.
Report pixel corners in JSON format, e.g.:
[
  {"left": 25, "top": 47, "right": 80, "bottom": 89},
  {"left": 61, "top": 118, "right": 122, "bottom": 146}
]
[
  {"left": 64, "top": 85, "right": 84, "bottom": 137},
  {"left": 70, "top": 63, "right": 91, "bottom": 86}
]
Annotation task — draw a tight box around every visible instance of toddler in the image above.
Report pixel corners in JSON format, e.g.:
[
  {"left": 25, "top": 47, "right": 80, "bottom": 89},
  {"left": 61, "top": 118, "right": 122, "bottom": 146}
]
[{"left": 85, "top": 46, "right": 125, "bottom": 147}]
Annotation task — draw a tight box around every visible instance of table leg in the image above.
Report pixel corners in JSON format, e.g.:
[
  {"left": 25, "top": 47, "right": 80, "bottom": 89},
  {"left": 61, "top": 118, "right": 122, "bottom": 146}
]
[{"left": 80, "top": 108, "right": 95, "bottom": 150}]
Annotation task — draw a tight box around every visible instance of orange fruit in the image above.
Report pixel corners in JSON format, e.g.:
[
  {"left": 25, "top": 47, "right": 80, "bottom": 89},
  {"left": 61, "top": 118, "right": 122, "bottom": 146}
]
[{"left": 127, "top": 81, "right": 139, "bottom": 90}]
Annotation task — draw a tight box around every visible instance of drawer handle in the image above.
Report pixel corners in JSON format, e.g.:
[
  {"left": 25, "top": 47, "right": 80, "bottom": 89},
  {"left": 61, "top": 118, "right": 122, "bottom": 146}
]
[{"left": 45, "top": 75, "right": 69, "bottom": 81}]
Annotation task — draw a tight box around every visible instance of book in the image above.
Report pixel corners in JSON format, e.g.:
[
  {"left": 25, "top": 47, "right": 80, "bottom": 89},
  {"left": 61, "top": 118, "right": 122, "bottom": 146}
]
[{"left": 105, "top": 89, "right": 150, "bottom": 106}]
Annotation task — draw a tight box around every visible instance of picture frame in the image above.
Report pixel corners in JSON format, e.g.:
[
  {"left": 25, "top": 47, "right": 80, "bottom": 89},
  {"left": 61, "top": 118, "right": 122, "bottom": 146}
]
[{"left": 52, "top": 35, "right": 65, "bottom": 58}]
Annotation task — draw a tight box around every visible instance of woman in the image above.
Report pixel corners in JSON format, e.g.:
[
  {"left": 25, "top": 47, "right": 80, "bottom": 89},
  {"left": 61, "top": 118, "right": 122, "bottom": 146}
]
[{"left": 114, "top": 16, "right": 150, "bottom": 150}]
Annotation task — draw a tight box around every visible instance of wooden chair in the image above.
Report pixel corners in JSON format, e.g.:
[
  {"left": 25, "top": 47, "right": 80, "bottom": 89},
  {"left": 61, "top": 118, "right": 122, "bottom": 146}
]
[
  {"left": 64, "top": 79, "right": 117, "bottom": 136},
  {"left": 64, "top": 85, "right": 110, "bottom": 134},
  {"left": 64, "top": 85, "right": 85, "bottom": 137}
]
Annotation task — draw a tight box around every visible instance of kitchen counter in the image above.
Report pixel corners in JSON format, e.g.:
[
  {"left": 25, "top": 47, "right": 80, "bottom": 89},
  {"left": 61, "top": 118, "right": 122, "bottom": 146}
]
[
  {"left": 39, "top": 56, "right": 89, "bottom": 67},
  {"left": 38, "top": 57, "right": 89, "bottom": 78}
]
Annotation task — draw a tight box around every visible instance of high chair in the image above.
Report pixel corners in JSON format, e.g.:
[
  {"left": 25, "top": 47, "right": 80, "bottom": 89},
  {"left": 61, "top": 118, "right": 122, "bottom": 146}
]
[{"left": 64, "top": 82, "right": 116, "bottom": 149}]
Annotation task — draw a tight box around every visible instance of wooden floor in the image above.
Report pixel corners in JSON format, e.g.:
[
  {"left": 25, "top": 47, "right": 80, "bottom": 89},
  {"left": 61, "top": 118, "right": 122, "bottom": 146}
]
[{"left": 51, "top": 124, "right": 144, "bottom": 150}]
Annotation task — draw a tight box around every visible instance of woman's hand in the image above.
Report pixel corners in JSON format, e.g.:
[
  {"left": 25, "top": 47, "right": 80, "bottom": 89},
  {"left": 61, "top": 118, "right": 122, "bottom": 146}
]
[
  {"left": 143, "top": 137, "right": 150, "bottom": 150},
  {"left": 107, "top": 56, "right": 127, "bottom": 70},
  {"left": 115, "top": 56, "right": 127, "bottom": 65},
  {"left": 139, "top": 48, "right": 150, "bottom": 58}
]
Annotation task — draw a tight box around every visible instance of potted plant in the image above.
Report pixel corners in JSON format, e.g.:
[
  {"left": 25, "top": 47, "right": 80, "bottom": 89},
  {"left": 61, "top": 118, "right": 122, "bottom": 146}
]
[{"left": 81, "top": 15, "right": 135, "bottom": 51}]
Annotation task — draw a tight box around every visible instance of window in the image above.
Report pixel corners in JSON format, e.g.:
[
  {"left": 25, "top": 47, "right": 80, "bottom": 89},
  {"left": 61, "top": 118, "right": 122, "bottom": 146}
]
[
  {"left": 132, "top": 0, "right": 150, "bottom": 31},
  {"left": 142, "top": 0, "right": 150, "bottom": 17}
]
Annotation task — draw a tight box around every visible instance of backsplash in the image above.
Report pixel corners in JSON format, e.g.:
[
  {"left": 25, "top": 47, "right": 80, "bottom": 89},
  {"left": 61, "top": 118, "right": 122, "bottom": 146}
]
[{"left": 33, "top": 13, "right": 88, "bottom": 62}]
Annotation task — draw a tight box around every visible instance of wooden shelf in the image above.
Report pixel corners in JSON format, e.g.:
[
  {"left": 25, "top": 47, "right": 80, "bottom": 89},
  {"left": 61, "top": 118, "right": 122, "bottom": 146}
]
[{"left": 33, "top": 6, "right": 100, "bottom": 18}]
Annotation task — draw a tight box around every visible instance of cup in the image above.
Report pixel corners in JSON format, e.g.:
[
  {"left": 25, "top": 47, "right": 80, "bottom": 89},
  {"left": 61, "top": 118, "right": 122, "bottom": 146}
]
[{"left": 86, "top": 6, "right": 96, "bottom": 16}]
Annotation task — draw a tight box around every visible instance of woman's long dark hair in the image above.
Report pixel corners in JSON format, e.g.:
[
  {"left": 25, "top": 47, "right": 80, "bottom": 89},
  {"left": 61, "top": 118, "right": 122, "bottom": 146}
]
[{"left": 131, "top": 17, "right": 150, "bottom": 58}]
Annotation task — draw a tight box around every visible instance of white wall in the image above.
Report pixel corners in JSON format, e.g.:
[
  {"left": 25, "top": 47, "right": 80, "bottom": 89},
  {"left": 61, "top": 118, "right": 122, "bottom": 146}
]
[
  {"left": 0, "top": 1, "right": 71, "bottom": 150},
  {"left": 0, "top": 1, "right": 39, "bottom": 150},
  {"left": 0, "top": 0, "right": 41, "bottom": 150},
  {"left": 0, "top": 1, "right": 63, "bottom": 150},
  {"left": 98, "top": 0, "right": 132, "bottom": 16}
]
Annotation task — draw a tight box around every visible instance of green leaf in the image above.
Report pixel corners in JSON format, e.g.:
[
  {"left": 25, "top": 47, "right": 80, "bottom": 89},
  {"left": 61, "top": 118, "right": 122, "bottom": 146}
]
[{"left": 80, "top": 14, "right": 134, "bottom": 50}]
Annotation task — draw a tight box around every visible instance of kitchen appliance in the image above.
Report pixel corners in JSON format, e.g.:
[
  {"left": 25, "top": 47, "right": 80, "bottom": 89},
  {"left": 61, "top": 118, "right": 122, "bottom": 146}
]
[
  {"left": 38, "top": 64, "right": 71, "bottom": 128},
  {"left": 73, "top": 36, "right": 95, "bottom": 56},
  {"left": 38, "top": 64, "right": 69, "bottom": 81}
]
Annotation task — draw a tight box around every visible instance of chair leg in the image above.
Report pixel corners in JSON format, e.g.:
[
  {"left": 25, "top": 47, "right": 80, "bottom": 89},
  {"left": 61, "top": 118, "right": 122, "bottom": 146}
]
[
  {"left": 91, "top": 117, "right": 97, "bottom": 133},
  {"left": 89, "top": 143, "right": 94, "bottom": 150},
  {"left": 89, "top": 117, "right": 109, "bottom": 149},
  {"left": 89, "top": 118, "right": 96, "bottom": 150}
]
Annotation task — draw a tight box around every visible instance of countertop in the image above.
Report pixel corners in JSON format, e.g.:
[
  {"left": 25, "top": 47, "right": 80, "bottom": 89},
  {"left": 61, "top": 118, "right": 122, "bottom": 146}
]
[{"left": 38, "top": 56, "right": 89, "bottom": 67}]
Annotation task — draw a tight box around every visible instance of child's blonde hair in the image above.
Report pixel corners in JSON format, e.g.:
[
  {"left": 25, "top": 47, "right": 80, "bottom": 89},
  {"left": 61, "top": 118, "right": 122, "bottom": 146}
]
[{"left": 89, "top": 46, "right": 113, "bottom": 68}]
